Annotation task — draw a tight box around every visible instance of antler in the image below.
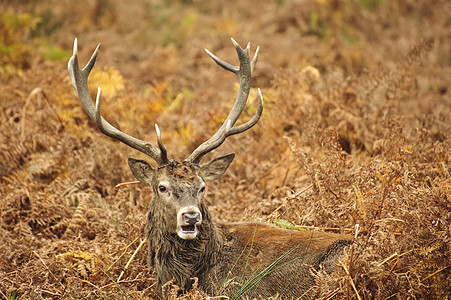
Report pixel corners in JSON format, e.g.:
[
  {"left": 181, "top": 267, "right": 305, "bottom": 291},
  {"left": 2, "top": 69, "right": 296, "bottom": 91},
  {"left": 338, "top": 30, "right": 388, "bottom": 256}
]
[
  {"left": 68, "top": 38, "right": 170, "bottom": 165},
  {"left": 186, "top": 38, "right": 263, "bottom": 164}
]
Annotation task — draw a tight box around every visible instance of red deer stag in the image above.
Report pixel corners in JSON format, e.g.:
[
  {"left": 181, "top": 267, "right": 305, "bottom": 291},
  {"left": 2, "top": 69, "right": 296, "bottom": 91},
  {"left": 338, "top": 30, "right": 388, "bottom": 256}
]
[{"left": 68, "top": 38, "right": 352, "bottom": 299}]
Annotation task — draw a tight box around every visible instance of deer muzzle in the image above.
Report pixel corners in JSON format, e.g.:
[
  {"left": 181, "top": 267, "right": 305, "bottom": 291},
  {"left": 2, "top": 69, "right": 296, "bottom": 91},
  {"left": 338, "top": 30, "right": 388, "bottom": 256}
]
[{"left": 177, "top": 206, "right": 202, "bottom": 240}]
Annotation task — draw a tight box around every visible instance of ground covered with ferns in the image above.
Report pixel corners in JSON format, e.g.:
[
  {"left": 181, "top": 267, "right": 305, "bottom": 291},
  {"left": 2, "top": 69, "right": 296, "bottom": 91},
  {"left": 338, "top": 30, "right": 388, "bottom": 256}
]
[{"left": 0, "top": 1, "right": 450, "bottom": 299}]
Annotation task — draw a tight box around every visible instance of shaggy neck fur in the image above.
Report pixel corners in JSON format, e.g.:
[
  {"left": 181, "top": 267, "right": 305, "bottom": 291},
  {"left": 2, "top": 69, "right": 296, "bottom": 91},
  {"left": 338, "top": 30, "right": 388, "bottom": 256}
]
[{"left": 146, "top": 195, "right": 222, "bottom": 292}]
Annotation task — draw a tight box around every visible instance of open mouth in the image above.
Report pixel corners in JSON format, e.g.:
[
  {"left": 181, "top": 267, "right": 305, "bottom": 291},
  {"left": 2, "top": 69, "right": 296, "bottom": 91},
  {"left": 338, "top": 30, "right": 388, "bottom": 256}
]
[
  {"left": 177, "top": 206, "right": 202, "bottom": 240},
  {"left": 180, "top": 225, "right": 196, "bottom": 233},
  {"left": 178, "top": 225, "right": 198, "bottom": 239}
]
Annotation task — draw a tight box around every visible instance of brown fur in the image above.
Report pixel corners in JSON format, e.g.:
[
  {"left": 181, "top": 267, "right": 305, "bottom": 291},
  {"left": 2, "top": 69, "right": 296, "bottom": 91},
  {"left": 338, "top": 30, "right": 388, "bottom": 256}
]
[{"left": 130, "top": 159, "right": 352, "bottom": 299}]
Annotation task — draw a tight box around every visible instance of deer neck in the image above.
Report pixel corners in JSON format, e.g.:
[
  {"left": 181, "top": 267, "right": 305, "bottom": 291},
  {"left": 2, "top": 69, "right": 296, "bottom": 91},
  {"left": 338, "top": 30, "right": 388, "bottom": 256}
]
[{"left": 147, "top": 198, "right": 223, "bottom": 290}]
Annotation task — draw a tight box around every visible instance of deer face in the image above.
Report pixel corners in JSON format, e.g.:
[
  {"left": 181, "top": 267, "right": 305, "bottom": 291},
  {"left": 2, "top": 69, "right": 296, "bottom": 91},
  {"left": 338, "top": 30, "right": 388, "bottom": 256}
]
[{"left": 128, "top": 154, "right": 235, "bottom": 240}]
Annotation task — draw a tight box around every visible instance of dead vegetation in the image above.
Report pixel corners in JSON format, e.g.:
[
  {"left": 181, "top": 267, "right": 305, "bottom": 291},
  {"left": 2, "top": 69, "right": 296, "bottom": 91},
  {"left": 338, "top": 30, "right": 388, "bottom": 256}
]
[{"left": 0, "top": 0, "right": 449, "bottom": 299}]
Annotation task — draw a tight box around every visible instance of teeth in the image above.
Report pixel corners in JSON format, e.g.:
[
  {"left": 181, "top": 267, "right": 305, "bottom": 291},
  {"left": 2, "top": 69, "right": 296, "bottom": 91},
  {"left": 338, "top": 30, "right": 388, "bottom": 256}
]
[
  {"left": 181, "top": 225, "right": 195, "bottom": 233},
  {"left": 177, "top": 226, "right": 198, "bottom": 240}
]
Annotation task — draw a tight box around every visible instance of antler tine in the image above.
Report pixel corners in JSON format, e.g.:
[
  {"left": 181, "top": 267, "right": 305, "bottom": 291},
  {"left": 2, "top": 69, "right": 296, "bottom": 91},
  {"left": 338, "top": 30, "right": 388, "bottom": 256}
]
[
  {"left": 204, "top": 49, "right": 239, "bottom": 74},
  {"left": 187, "top": 38, "right": 263, "bottom": 165},
  {"left": 68, "top": 38, "right": 169, "bottom": 165},
  {"left": 155, "top": 124, "right": 169, "bottom": 164},
  {"left": 228, "top": 88, "right": 263, "bottom": 136},
  {"left": 251, "top": 46, "right": 260, "bottom": 73}
]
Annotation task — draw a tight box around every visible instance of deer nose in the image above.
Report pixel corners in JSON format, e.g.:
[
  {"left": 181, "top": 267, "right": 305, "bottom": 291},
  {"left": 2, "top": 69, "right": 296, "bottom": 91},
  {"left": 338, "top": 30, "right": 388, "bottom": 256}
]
[{"left": 182, "top": 212, "right": 201, "bottom": 225}]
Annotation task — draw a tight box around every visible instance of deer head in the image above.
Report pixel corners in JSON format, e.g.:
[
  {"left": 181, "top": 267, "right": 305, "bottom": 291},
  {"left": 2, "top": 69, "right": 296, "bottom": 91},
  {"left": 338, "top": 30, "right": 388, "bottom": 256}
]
[{"left": 68, "top": 38, "right": 262, "bottom": 240}]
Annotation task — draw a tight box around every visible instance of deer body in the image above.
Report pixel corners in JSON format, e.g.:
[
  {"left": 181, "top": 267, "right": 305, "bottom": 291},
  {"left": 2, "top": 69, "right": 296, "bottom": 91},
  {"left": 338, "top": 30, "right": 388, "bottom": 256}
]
[
  {"left": 216, "top": 222, "right": 350, "bottom": 298},
  {"left": 68, "top": 38, "right": 352, "bottom": 299},
  {"left": 130, "top": 159, "right": 351, "bottom": 298},
  {"left": 151, "top": 216, "right": 351, "bottom": 298}
]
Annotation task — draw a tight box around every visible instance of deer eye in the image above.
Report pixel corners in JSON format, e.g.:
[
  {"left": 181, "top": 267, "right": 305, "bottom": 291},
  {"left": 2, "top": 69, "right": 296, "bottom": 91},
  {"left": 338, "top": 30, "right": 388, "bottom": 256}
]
[
  {"left": 199, "top": 186, "right": 206, "bottom": 195},
  {"left": 158, "top": 185, "right": 168, "bottom": 193}
]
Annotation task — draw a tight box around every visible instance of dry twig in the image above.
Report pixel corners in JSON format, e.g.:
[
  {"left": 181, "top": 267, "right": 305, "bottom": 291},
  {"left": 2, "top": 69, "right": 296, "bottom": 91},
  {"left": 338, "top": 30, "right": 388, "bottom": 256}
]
[
  {"left": 117, "top": 237, "right": 148, "bottom": 282},
  {"left": 340, "top": 260, "right": 361, "bottom": 300},
  {"left": 33, "top": 250, "right": 65, "bottom": 292}
]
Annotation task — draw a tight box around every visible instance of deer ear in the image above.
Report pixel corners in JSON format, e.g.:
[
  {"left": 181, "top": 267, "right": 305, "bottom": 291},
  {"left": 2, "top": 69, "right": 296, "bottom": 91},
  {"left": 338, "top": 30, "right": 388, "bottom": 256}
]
[
  {"left": 128, "top": 158, "right": 155, "bottom": 183},
  {"left": 200, "top": 153, "right": 235, "bottom": 182}
]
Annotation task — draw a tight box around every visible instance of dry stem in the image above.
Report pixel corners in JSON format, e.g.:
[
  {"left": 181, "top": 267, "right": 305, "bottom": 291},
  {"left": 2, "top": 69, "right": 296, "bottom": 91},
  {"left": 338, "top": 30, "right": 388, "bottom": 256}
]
[{"left": 117, "top": 237, "right": 147, "bottom": 282}]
